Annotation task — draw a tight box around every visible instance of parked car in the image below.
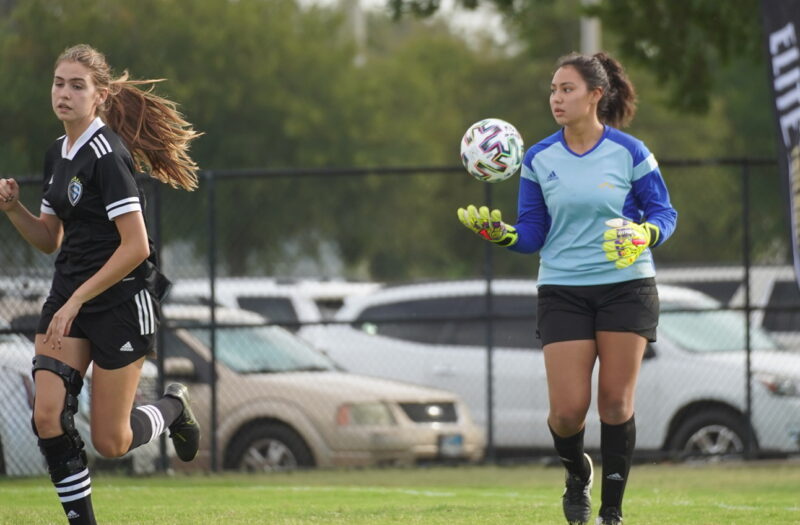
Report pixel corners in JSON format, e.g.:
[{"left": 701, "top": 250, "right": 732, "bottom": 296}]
[
  {"left": 656, "top": 265, "right": 800, "bottom": 348},
  {"left": 0, "top": 331, "right": 46, "bottom": 477},
  {"left": 167, "top": 277, "right": 382, "bottom": 325},
  {"left": 159, "top": 304, "right": 485, "bottom": 471},
  {"left": 307, "top": 279, "right": 800, "bottom": 459}
]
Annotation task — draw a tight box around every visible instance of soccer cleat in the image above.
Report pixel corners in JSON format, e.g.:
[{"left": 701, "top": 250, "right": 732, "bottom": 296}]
[
  {"left": 596, "top": 507, "right": 623, "bottom": 524},
  {"left": 563, "top": 453, "right": 593, "bottom": 525},
  {"left": 164, "top": 383, "right": 200, "bottom": 462}
]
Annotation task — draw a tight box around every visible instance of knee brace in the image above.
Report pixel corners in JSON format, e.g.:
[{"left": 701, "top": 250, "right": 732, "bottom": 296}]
[{"left": 31, "top": 356, "right": 88, "bottom": 481}]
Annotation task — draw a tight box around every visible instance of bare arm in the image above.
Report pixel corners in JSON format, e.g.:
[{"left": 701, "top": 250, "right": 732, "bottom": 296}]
[
  {"left": 0, "top": 178, "right": 63, "bottom": 253},
  {"left": 44, "top": 211, "right": 151, "bottom": 342}
]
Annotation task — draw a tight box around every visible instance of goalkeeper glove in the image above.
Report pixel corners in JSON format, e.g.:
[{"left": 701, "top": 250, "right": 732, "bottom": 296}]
[
  {"left": 457, "top": 205, "right": 518, "bottom": 247},
  {"left": 602, "top": 218, "right": 660, "bottom": 269}
]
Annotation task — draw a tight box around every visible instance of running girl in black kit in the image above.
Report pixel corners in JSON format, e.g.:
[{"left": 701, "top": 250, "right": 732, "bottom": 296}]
[{"left": 0, "top": 44, "right": 201, "bottom": 525}]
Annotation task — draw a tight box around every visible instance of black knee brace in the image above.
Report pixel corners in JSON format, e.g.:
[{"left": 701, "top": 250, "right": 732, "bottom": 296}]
[{"left": 31, "top": 356, "right": 88, "bottom": 481}]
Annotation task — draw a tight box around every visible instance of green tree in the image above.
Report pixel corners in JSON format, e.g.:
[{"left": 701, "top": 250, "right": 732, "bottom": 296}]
[{"left": 387, "top": 0, "right": 766, "bottom": 113}]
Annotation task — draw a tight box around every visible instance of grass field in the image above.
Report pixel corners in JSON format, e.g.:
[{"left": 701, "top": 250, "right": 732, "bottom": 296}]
[{"left": 1, "top": 462, "right": 798, "bottom": 524}]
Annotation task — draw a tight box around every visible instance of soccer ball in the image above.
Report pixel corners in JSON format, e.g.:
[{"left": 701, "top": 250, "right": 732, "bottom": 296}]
[{"left": 460, "top": 118, "right": 524, "bottom": 183}]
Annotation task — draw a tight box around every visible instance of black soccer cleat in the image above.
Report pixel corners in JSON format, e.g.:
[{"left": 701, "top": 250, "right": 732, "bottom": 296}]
[
  {"left": 164, "top": 383, "right": 200, "bottom": 462},
  {"left": 596, "top": 506, "right": 623, "bottom": 524},
  {"left": 563, "top": 452, "right": 593, "bottom": 525}
]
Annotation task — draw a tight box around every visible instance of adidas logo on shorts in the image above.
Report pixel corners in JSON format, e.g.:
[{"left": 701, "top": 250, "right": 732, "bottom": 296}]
[{"left": 120, "top": 341, "right": 134, "bottom": 352}]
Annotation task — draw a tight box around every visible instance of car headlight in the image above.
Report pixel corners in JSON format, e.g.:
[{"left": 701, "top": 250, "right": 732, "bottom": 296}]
[
  {"left": 336, "top": 402, "right": 396, "bottom": 426},
  {"left": 755, "top": 372, "right": 800, "bottom": 397}
]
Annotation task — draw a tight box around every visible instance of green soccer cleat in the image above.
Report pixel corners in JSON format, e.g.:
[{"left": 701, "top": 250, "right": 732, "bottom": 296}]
[
  {"left": 563, "top": 453, "right": 593, "bottom": 525},
  {"left": 164, "top": 383, "right": 200, "bottom": 462}
]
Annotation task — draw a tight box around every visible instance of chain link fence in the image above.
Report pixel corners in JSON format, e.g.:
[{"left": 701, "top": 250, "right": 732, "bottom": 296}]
[{"left": 2, "top": 159, "right": 800, "bottom": 477}]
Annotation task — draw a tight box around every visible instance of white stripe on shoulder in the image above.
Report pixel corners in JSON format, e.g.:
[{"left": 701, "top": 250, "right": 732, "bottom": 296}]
[
  {"left": 91, "top": 137, "right": 109, "bottom": 157},
  {"left": 88, "top": 140, "right": 102, "bottom": 159},
  {"left": 98, "top": 134, "right": 113, "bottom": 153},
  {"left": 633, "top": 153, "right": 658, "bottom": 180}
]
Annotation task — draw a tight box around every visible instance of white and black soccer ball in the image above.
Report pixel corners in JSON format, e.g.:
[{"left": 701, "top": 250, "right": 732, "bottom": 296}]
[{"left": 460, "top": 118, "right": 524, "bottom": 183}]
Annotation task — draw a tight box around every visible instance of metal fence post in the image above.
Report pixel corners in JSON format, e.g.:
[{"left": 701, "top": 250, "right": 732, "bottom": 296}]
[
  {"left": 483, "top": 182, "right": 495, "bottom": 463},
  {"left": 206, "top": 171, "right": 219, "bottom": 472},
  {"left": 150, "top": 180, "right": 170, "bottom": 472},
  {"left": 742, "top": 162, "right": 755, "bottom": 459}
]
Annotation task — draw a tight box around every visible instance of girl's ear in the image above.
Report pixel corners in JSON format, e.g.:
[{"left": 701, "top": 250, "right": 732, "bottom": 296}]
[
  {"left": 590, "top": 87, "right": 604, "bottom": 105},
  {"left": 96, "top": 87, "right": 109, "bottom": 108}
]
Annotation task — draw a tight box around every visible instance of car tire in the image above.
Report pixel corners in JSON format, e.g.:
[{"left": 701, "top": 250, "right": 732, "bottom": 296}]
[
  {"left": 667, "top": 410, "right": 750, "bottom": 460},
  {"left": 224, "top": 422, "right": 315, "bottom": 472}
]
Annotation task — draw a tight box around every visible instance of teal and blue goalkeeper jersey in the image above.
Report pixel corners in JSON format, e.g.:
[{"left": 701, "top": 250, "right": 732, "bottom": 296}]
[{"left": 511, "top": 126, "right": 678, "bottom": 286}]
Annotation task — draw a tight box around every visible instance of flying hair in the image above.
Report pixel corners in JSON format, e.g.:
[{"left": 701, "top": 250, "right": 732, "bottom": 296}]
[{"left": 56, "top": 44, "right": 201, "bottom": 191}]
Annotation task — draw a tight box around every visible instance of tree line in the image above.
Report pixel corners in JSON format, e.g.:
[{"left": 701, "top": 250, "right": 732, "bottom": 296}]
[{"left": 0, "top": 0, "right": 785, "bottom": 281}]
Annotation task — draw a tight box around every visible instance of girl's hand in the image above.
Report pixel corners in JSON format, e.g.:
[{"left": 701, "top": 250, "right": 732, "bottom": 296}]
[
  {"left": 0, "top": 178, "right": 20, "bottom": 211},
  {"left": 43, "top": 299, "right": 82, "bottom": 349}
]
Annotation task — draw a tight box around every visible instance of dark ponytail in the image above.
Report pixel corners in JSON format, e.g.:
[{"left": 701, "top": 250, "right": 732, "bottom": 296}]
[{"left": 556, "top": 51, "right": 637, "bottom": 128}]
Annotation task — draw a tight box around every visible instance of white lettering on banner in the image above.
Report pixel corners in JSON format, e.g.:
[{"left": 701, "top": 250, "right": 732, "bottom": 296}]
[{"left": 770, "top": 22, "right": 800, "bottom": 146}]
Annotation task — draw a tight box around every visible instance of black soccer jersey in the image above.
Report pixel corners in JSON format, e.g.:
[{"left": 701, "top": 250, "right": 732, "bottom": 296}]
[{"left": 41, "top": 117, "right": 156, "bottom": 312}]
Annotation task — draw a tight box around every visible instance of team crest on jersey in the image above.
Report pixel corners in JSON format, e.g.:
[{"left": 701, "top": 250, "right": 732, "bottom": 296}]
[{"left": 67, "top": 176, "right": 83, "bottom": 206}]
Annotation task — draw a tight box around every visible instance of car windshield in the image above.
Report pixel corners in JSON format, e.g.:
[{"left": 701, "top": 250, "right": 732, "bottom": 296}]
[
  {"left": 188, "top": 325, "right": 336, "bottom": 374},
  {"left": 659, "top": 307, "right": 779, "bottom": 353}
]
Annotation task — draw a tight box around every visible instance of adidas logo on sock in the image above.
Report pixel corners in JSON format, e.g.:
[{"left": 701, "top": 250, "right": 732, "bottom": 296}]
[
  {"left": 120, "top": 341, "right": 134, "bottom": 352},
  {"left": 67, "top": 510, "right": 80, "bottom": 519},
  {"left": 606, "top": 472, "right": 625, "bottom": 481}
]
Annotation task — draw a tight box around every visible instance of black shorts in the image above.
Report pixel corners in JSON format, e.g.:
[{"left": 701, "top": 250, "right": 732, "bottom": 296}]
[
  {"left": 37, "top": 289, "right": 159, "bottom": 370},
  {"left": 536, "top": 277, "right": 659, "bottom": 346}
]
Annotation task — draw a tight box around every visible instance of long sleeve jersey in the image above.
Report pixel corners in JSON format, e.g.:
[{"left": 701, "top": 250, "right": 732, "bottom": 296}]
[{"left": 510, "top": 125, "right": 678, "bottom": 286}]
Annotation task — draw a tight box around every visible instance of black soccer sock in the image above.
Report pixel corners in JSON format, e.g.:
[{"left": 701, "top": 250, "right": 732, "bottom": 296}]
[
  {"left": 549, "top": 424, "right": 591, "bottom": 480},
  {"left": 128, "top": 396, "right": 183, "bottom": 451},
  {"left": 600, "top": 415, "right": 636, "bottom": 514},
  {"left": 39, "top": 434, "right": 96, "bottom": 525}
]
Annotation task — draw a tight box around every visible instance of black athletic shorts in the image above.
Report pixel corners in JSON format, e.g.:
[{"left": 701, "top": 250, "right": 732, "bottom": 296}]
[
  {"left": 536, "top": 277, "right": 659, "bottom": 346},
  {"left": 37, "top": 289, "right": 159, "bottom": 370}
]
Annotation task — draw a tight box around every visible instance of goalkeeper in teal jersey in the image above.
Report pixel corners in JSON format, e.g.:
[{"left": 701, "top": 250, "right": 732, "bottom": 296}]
[{"left": 459, "top": 52, "right": 677, "bottom": 525}]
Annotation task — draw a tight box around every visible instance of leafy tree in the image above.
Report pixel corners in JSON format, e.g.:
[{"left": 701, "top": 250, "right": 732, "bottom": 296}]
[
  {"left": 388, "top": 0, "right": 766, "bottom": 113},
  {"left": 0, "top": 0, "right": 784, "bottom": 282}
]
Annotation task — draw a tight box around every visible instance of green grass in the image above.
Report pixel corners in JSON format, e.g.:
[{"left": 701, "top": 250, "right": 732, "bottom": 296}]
[{"left": 1, "top": 462, "right": 799, "bottom": 524}]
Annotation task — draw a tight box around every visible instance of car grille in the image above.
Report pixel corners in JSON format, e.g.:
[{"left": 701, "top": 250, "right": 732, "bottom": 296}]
[{"left": 399, "top": 402, "right": 457, "bottom": 423}]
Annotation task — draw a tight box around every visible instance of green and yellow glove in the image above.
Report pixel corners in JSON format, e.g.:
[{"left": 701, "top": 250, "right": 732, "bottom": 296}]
[
  {"left": 602, "top": 218, "right": 660, "bottom": 269},
  {"left": 457, "top": 205, "right": 518, "bottom": 247}
]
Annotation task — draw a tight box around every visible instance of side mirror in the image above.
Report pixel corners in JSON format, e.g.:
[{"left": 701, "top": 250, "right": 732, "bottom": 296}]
[{"left": 163, "top": 357, "right": 196, "bottom": 381}]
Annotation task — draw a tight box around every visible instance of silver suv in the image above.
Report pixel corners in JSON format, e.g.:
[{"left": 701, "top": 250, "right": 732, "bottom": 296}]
[{"left": 308, "top": 280, "right": 800, "bottom": 459}]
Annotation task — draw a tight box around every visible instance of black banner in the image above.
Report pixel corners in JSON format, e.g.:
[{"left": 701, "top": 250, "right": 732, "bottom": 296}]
[{"left": 762, "top": 0, "right": 800, "bottom": 288}]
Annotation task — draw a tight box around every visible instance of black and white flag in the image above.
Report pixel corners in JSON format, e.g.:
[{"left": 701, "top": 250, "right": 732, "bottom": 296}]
[{"left": 762, "top": 0, "right": 800, "bottom": 289}]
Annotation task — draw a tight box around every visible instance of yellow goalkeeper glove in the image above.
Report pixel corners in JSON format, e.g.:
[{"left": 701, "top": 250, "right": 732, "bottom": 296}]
[
  {"left": 457, "top": 205, "right": 518, "bottom": 247},
  {"left": 602, "top": 218, "right": 660, "bottom": 269}
]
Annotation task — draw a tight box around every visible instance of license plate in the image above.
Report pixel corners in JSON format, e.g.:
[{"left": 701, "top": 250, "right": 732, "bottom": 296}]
[{"left": 438, "top": 434, "right": 464, "bottom": 457}]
